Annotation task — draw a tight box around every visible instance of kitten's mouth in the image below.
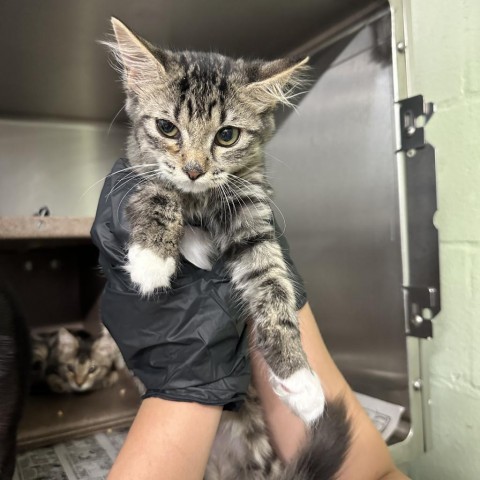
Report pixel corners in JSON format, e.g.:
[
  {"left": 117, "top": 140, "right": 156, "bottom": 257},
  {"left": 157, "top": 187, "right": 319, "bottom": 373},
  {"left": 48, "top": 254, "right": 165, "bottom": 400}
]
[
  {"left": 176, "top": 177, "right": 212, "bottom": 194},
  {"left": 69, "top": 383, "right": 92, "bottom": 393}
]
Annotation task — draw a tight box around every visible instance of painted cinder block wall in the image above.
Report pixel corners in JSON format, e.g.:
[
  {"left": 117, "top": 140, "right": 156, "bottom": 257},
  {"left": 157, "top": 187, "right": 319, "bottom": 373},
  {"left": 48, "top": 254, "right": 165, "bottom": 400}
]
[{"left": 407, "top": 0, "right": 480, "bottom": 478}]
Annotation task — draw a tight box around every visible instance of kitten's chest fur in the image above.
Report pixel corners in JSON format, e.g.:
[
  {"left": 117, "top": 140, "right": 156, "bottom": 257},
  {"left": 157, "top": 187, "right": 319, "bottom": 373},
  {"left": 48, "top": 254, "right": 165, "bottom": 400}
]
[
  {"left": 181, "top": 192, "right": 214, "bottom": 228},
  {"left": 181, "top": 164, "right": 272, "bottom": 226},
  {"left": 176, "top": 171, "right": 272, "bottom": 266},
  {"left": 178, "top": 192, "right": 223, "bottom": 269}
]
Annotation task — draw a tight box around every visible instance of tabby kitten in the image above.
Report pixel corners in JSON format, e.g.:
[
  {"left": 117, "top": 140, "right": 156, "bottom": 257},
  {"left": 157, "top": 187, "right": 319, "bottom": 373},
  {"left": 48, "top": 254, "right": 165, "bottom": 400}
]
[
  {"left": 104, "top": 18, "right": 351, "bottom": 479},
  {"left": 106, "top": 17, "right": 324, "bottom": 425},
  {"left": 31, "top": 327, "right": 125, "bottom": 393}
]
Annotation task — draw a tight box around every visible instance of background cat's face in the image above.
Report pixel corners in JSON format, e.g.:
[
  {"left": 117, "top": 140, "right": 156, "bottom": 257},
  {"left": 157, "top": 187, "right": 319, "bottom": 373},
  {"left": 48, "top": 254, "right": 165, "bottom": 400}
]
[
  {"left": 57, "top": 356, "right": 99, "bottom": 392},
  {"left": 106, "top": 18, "right": 308, "bottom": 194},
  {"left": 49, "top": 328, "right": 116, "bottom": 393}
]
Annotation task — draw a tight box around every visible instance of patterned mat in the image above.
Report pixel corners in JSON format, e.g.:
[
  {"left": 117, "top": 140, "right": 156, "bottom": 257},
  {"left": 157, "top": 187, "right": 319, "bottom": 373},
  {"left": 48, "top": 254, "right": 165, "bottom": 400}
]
[{"left": 14, "top": 428, "right": 129, "bottom": 480}]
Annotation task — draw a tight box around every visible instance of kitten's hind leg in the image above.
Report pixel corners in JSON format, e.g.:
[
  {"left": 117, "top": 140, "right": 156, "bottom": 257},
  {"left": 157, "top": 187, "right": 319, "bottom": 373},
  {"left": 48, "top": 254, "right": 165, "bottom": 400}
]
[
  {"left": 206, "top": 386, "right": 283, "bottom": 480},
  {"left": 125, "top": 182, "right": 183, "bottom": 295}
]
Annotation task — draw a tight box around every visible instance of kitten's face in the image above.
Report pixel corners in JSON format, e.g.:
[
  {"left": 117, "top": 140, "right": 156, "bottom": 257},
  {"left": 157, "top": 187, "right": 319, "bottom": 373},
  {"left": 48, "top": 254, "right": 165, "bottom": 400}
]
[
  {"left": 128, "top": 53, "right": 272, "bottom": 194},
  {"left": 107, "top": 18, "right": 307, "bottom": 194},
  {"left": 51, "top": 329, "right": 116, "bottom": 393},
  {"left": 58, "top": 356, "right": 99, "bottom": 392}
]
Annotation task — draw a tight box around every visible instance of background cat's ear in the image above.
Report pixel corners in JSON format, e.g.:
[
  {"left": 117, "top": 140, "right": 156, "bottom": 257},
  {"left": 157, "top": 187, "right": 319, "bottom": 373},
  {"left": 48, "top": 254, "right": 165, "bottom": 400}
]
[
  {"left": 57, "top": 328, "right": 78, "bottom": 355},
  {"left": 104, "top": 17, "right": 165, "bottom": 93},
  {"left": 244, "top": 57, "right": 310, "bottom": 110},
  {"left": 92, "top": 333, "right": 116, "bottom": 357},
  {"left": 57, "top": 327, "right": 75, "bottom": 344}
]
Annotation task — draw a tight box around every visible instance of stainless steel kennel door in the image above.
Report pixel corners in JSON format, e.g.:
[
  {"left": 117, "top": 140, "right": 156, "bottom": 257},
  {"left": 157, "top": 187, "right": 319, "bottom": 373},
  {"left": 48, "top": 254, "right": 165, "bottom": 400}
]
[{"left": 267, "top": 14, "right": 408, "bottom": 417}]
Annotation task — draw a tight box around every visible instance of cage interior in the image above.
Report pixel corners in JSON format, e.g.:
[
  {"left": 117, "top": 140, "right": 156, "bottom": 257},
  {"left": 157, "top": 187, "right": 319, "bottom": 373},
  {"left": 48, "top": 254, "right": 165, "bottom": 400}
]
[{"left": 0, "top": 0, "right": 413, "bottom": 450}]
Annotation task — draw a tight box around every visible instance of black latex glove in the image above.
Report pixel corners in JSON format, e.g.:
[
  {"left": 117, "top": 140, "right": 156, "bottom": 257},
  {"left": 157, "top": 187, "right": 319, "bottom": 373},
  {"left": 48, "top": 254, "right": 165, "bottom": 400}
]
[{"left": 91, "top": 158, "right": 307, "bottom": 410}]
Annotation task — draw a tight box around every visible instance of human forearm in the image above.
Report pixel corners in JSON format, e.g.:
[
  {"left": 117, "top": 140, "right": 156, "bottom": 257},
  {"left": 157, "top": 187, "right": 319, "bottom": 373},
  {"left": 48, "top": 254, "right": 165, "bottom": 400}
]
[
  {"left": 252, "top": 302, "right": 409, "bottom": 479},
  {"left": 108, "top": 398, "right": 222, "bottom": 480},
  {"left": 300, "top": 303, "right": 404, "bottom": 479}
]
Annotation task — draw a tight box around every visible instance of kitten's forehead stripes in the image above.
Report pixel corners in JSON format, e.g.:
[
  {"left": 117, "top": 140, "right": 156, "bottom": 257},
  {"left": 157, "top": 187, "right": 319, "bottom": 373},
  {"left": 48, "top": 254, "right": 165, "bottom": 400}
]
[
  {"left": 207, "top": 100, "right": 217, "bottom": 119},
  {"left": 170, "top": 52, "right": 236, "bottom": 122}
]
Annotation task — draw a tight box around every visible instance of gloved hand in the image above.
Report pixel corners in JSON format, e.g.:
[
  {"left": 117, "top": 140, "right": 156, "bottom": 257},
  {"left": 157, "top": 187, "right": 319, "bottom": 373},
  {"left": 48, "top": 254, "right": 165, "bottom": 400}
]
[{"left": 90, "top": 158, "right": 307, "bottom": 410}]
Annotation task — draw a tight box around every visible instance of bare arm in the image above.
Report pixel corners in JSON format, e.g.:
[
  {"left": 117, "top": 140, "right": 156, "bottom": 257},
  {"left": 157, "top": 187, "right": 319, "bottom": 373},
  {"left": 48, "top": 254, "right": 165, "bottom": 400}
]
[
  {"left": 108, "top": 302, "right": 408, "bottom": 480},
  {"left": 108, "top": 399, "right": 222, "bottom": 480},
  {"left": 252, "top": 302, "right": 409, "bottom": 480}
]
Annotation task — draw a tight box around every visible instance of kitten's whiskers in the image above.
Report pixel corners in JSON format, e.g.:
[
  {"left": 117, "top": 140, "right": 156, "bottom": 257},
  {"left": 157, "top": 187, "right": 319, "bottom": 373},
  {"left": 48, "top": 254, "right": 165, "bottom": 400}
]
[
  {"left": 81, "top": 163, "right": 158, "bottom": 198},
  {"left": 115, "top": 172, "right": 160, "bottom": 224},
  {"left": 265, "top": 151, "right": 289, "bottom": 169},
  {"left": 107, "top": 104, "right": 126, "bottom": 136},
  {"left": 219, "top": 183, "right": 234, "bottom": 228},
  {"left": 223, "top": 183, "right": 256, "bottom": 229},
  {"left": 106, "top": 167, "right": 159, "bottom": 199},
  {"left": 225, "top": 175, "right": 266, "bottom": 216},
  {"left": 226, "top": 175, "right": 287, "bottom": 238}
]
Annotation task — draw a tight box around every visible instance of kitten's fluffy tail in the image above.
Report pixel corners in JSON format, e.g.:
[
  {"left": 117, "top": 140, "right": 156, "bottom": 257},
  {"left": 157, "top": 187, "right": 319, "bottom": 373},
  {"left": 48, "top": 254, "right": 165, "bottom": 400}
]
[{"left": 281, "top": 398, "right": 351, "bottom": 480}]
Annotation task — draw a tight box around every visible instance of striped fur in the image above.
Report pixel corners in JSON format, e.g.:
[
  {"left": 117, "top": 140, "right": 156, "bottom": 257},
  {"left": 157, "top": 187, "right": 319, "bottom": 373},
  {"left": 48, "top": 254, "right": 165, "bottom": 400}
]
[
  {"left": 206, "top": 387, "right": 284, "bottom": 480},
  {"left": 207, "top": 389, "right": 351, "bottom": 480},
  {"left": 106, "top": 18, "right": 350, "bottom": 479}
]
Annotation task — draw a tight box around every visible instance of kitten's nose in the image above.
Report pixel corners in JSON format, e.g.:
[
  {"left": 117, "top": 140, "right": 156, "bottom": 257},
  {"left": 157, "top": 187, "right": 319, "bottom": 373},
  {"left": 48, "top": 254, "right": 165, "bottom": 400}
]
[{"left": 183, "top": 163, "right": 205, "bottom": 181}]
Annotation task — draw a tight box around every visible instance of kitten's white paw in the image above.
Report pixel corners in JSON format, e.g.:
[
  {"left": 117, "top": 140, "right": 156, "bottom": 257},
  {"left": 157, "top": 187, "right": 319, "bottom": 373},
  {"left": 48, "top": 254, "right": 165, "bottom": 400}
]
[
  {"left": 270, "top": 368, "right": 325, "bottom": 425},
  {"left": 124, "top": 244, "right": 176, "bottom": 295}
]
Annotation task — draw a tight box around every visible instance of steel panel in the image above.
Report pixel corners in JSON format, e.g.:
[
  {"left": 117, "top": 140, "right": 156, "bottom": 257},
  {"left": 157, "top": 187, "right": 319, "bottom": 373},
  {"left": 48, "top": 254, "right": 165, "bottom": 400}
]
[
  {"left": 0, "top": 0, "right": 384, "bottom": 122},
  {"left": 0, "top": 120, "right": 125, "bottom": 217},
  {"left": 267, "top": 14, "right": 408, "bottom": 409}
]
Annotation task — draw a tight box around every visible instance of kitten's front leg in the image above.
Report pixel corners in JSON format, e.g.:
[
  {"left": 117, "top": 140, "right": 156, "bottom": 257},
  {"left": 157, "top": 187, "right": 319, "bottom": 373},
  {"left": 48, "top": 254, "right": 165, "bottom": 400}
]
[
  {"left": 46, "top": 373, "right": 70, "bottom": 393},
  {"left": 225, "top": 233, "right": 325, "bottom": 425},
  {"left": 102, "top": 371, "right": 120, "bottom": 388},
  {"left": 125, "top": 182, "right": 183, "bottom": 295}
]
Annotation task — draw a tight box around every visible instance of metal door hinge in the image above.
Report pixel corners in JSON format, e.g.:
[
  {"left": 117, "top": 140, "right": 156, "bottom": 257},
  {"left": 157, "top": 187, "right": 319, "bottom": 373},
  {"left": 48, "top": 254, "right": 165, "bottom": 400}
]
[
  {"left": 397, "top": 95, "right": 436, "bottom": 152},
  {"left": 397, "top": 95, "right": 440, "bottom": 339},
  {"left": 404, "top": 286, "right": 440, "bottom": 338}
]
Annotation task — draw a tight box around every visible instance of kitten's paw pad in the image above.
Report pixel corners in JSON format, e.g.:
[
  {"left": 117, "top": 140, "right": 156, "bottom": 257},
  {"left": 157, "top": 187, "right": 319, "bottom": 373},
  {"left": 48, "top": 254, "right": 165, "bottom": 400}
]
[
  {"left": 124, "top": 245, "right": 176, "bottom": 295},
  {"left": 270, "top": 368, "right": 325, "bottom": 425}
]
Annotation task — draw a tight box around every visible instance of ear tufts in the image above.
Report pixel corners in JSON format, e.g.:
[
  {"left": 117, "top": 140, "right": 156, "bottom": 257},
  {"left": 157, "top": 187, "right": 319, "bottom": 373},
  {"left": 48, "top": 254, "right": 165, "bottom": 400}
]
[
  {"left": 245, "top": 56, "right": 310, "bottom": 109},
  {"left": 100, "top": 17, "right": 164, "bottom": 93}
]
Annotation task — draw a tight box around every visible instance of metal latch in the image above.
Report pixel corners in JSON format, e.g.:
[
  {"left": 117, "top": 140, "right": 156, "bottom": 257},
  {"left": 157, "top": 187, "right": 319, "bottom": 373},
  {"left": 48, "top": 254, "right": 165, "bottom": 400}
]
[{"left": 397, "top": 95, "right": 436, "bottom": 152}]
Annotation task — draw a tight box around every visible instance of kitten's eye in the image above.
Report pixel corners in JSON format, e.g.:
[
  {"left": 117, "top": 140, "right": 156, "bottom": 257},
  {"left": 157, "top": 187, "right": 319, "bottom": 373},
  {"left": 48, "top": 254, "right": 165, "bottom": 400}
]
[
  {"left": 67, "top": 364, "right": 75, "bottom": 373},
  {"left": 88, "top": 365, "right": 97, "bottom": 374},
  {"left": 215, "top": 127, "right": 240, "bottom": 147},
  {"left": 156, "top": 119, "right": 179, "bottom": 138}
]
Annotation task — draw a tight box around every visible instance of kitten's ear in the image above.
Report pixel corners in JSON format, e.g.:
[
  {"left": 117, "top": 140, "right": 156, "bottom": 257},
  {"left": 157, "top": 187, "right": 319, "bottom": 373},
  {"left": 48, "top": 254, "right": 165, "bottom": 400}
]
[
  {"left": 93, "top": 333, "right": 117, "bottom": 358},
  {"left": 104, "top": 17, "right": 165, "bottom": 93},
  {"left": 57, "top": 328, "right": 78, "bottom": 351},
  {"left": 244, "top": 57, "right": 310, "bottom": 110}
]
